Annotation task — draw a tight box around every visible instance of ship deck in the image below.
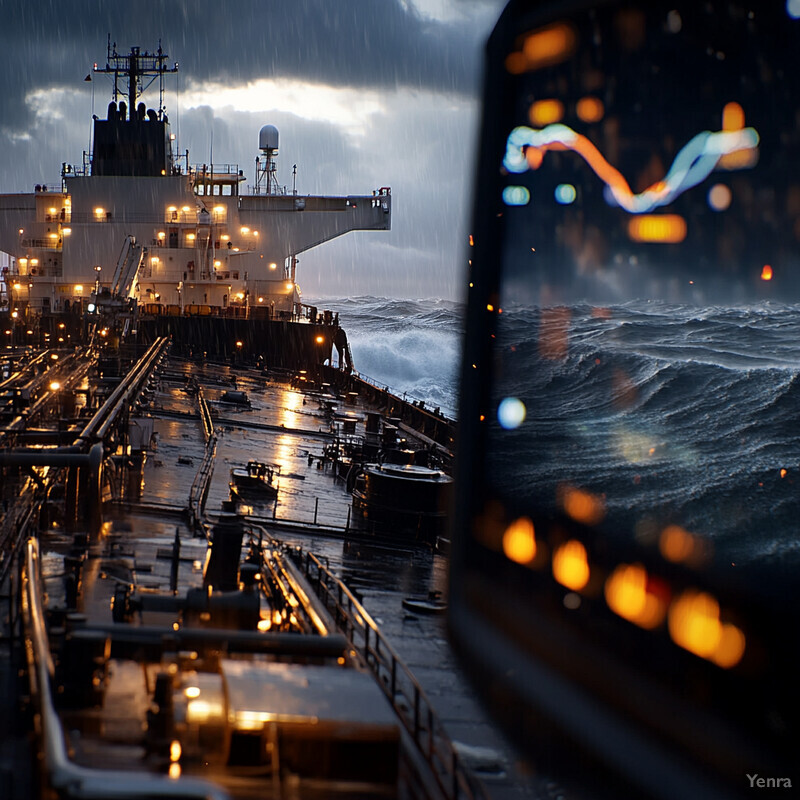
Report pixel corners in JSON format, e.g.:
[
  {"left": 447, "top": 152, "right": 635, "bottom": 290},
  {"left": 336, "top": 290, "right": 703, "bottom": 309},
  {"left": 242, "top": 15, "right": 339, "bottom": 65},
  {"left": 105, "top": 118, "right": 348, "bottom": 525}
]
[
  {"left": 24, "top": 355, "right": 545, "bottom": 799},
  {"left": 132, "top": 358, "right": 540, "bottom": 798}
]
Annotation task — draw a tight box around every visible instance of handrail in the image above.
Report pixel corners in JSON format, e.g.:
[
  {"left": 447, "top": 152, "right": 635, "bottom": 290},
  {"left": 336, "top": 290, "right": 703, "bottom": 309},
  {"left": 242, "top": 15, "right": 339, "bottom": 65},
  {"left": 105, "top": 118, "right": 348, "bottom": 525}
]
[
  {"left": 197, "top": 387, "right": 215, "bottom": 441},
  {"left": 296, "top": 549, "right": 489, "bottom": 800},
  {"left": 22, "top": 537, "right": 230, "bottom": 800},
  {"left": 350, "top": 369, "right": 456, "bottom": 420},
  {"left": 188, "top": 387, "right": 217, "bottom": 533}
]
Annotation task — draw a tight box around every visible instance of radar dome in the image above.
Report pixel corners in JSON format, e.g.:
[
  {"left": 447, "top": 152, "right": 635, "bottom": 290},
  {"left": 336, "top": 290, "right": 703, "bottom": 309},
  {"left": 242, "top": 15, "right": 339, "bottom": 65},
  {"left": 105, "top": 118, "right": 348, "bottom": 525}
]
[{"left": 259, "top": 125, "right": 279, "bottom": 152}]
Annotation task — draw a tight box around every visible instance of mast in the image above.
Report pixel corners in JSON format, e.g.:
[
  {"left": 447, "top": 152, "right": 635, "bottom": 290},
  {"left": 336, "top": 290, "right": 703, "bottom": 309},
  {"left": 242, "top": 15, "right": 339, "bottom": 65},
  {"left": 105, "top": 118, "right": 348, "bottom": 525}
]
[
  {"left": 94, "top": 40, "right": 178, "bottom": 121},
  {"left": 90, "top": 40, "right": 179, "bottom": 177}
]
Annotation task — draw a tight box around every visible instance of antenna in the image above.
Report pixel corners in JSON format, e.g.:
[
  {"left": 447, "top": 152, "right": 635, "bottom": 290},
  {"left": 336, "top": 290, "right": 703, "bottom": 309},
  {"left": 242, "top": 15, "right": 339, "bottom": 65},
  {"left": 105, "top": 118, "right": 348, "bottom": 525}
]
[{"left": 94, "top": 40, "right": 178, "bottom": 121}]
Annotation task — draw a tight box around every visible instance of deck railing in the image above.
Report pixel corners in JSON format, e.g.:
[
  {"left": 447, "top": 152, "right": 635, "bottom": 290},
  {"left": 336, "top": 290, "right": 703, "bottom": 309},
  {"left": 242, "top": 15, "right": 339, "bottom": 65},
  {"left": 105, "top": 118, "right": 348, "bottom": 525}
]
[
  {"left": 188, "top": 388, "right": 217, "bottom": 533},
  {"left": 296, "top": 549, "right": 489, "bottom": 800}
]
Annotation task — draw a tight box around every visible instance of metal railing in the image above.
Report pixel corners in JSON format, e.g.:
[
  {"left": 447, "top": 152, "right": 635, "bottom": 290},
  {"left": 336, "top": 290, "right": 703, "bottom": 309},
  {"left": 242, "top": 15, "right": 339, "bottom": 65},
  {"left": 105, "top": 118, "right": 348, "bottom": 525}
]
[
  {"left": 349, "top": 369, "right": 456, "bottom": 421},
  {"left": 297, "top": 549, "right": 489, "bottom": 800},
  {"left": 188, "top": 387, "right": 217, "bottom": 533}
]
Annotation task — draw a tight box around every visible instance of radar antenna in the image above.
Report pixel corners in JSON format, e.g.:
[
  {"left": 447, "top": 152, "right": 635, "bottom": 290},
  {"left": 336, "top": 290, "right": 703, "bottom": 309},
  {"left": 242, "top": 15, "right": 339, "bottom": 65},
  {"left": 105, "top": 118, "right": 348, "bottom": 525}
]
[{"left": 94, "top": 38, "right": 178, "bottom": 121}]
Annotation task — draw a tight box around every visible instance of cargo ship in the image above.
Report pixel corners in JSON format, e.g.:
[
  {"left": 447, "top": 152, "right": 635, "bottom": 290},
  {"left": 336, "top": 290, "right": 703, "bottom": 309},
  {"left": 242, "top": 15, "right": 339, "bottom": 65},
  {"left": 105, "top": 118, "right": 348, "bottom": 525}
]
[
  {"left": 0, "top": 41, "right": 391, "bottom": 369},
  {"left": 0, "top": 41, "right": 478, "bottom": 800}
]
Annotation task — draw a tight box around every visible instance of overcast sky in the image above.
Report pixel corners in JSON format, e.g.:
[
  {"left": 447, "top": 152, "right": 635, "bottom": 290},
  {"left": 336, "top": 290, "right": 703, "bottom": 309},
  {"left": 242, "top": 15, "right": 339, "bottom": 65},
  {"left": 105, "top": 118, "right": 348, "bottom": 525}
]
[{"left": 0, "top": 0, "right": 505, "bottom": 299}]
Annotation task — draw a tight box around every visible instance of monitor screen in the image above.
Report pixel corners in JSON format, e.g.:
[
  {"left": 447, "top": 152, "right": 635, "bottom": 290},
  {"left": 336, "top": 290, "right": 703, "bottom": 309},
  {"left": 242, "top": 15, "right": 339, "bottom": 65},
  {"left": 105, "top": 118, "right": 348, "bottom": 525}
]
[{"left": 451, "top": 2, "right": 799, "bottom": 796}]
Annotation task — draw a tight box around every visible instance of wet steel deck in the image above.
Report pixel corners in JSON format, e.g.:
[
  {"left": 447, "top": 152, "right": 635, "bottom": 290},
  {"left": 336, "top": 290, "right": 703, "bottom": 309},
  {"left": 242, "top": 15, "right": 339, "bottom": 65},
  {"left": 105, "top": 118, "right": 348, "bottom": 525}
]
[{"left": 127, "top": 357, "right": 548, "bottom": 800}]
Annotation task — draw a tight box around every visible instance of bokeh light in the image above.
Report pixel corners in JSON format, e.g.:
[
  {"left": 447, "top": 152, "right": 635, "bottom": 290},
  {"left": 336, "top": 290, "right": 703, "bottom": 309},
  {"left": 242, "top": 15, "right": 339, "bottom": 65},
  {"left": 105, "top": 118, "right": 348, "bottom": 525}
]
[
  {"left": 502, "top": 517, "right": 537, "bottom": 564},
  {"left": 554, "top": 183, "right": 576, "bottom": 204},
  {"left": 560, "top": 486, "right": 605, "bottom": 525},
  {"left": 628, "top": 214, "right": 687, "bottom": 243},
  {"left": 529, "top": 99, "right": 564, "bottom": 126},
  {"left": 707, "top": 183, "right": 732, "bottom": 211},
  {"left": 552, "top": 540, "right": 590, "bottom": 591},
  {"left": 576, "top": 96, "right": 604, "bottom": 123},
  {"left": 498, "top": 397, "right": 527, "bottom": 429},
  {"left": 503, "top": 186, "right": 531, "bottom": 206}
]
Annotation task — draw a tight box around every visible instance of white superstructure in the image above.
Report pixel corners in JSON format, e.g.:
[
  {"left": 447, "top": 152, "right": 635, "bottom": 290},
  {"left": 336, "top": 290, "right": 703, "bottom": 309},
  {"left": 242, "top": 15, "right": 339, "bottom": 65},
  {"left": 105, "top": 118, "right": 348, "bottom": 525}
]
[{"left": 0, "top": 43, "right": 391, "bottom": 320}]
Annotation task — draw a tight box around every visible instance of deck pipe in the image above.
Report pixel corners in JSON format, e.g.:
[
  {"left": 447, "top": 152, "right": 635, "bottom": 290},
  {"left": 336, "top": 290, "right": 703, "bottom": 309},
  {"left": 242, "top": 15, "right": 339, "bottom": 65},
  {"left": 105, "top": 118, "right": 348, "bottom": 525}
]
[{"left": 24, "top": 538, "right": 231, "bottom": 800}]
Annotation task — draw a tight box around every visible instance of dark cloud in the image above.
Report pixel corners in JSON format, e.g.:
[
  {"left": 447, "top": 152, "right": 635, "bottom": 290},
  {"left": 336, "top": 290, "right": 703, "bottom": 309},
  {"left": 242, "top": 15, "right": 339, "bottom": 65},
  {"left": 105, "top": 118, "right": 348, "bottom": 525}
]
[{"left": 0, "top": 0, "right": 490, "bottom": 133}]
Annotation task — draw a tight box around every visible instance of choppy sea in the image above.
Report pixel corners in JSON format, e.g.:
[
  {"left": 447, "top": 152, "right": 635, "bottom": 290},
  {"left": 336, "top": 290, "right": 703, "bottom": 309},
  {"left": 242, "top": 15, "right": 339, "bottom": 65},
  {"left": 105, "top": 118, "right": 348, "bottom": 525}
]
[
  {"left": 488, "top": 300, "right": 800, "bottom": 577},
  {"left": 314, "top": 296, "right": 462, "bottom": 418}
]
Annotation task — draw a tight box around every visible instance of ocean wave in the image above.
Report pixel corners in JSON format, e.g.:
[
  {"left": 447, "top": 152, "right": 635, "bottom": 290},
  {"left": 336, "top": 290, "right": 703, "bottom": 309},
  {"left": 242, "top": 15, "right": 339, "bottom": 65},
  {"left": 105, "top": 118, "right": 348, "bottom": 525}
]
[
  {"left": 489, "top": 301, "right": 800, "bottom": 565},
  {"left": 308, "top": 296, "right": 463, "bottom": 416}
]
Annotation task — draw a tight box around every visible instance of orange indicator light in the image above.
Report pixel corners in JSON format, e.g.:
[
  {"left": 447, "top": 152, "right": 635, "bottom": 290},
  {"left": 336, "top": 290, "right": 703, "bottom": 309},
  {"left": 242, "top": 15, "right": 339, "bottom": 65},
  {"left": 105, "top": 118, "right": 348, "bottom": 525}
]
[{"left": 628, "top": 214, "right": 687, "bottom": 243}]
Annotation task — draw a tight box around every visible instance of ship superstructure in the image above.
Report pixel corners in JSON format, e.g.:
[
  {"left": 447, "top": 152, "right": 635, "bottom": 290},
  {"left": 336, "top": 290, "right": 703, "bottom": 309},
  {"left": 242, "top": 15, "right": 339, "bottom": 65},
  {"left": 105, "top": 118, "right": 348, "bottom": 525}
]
[{"left": 0, "top": 42, "right": 391, "bottom": 322}]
